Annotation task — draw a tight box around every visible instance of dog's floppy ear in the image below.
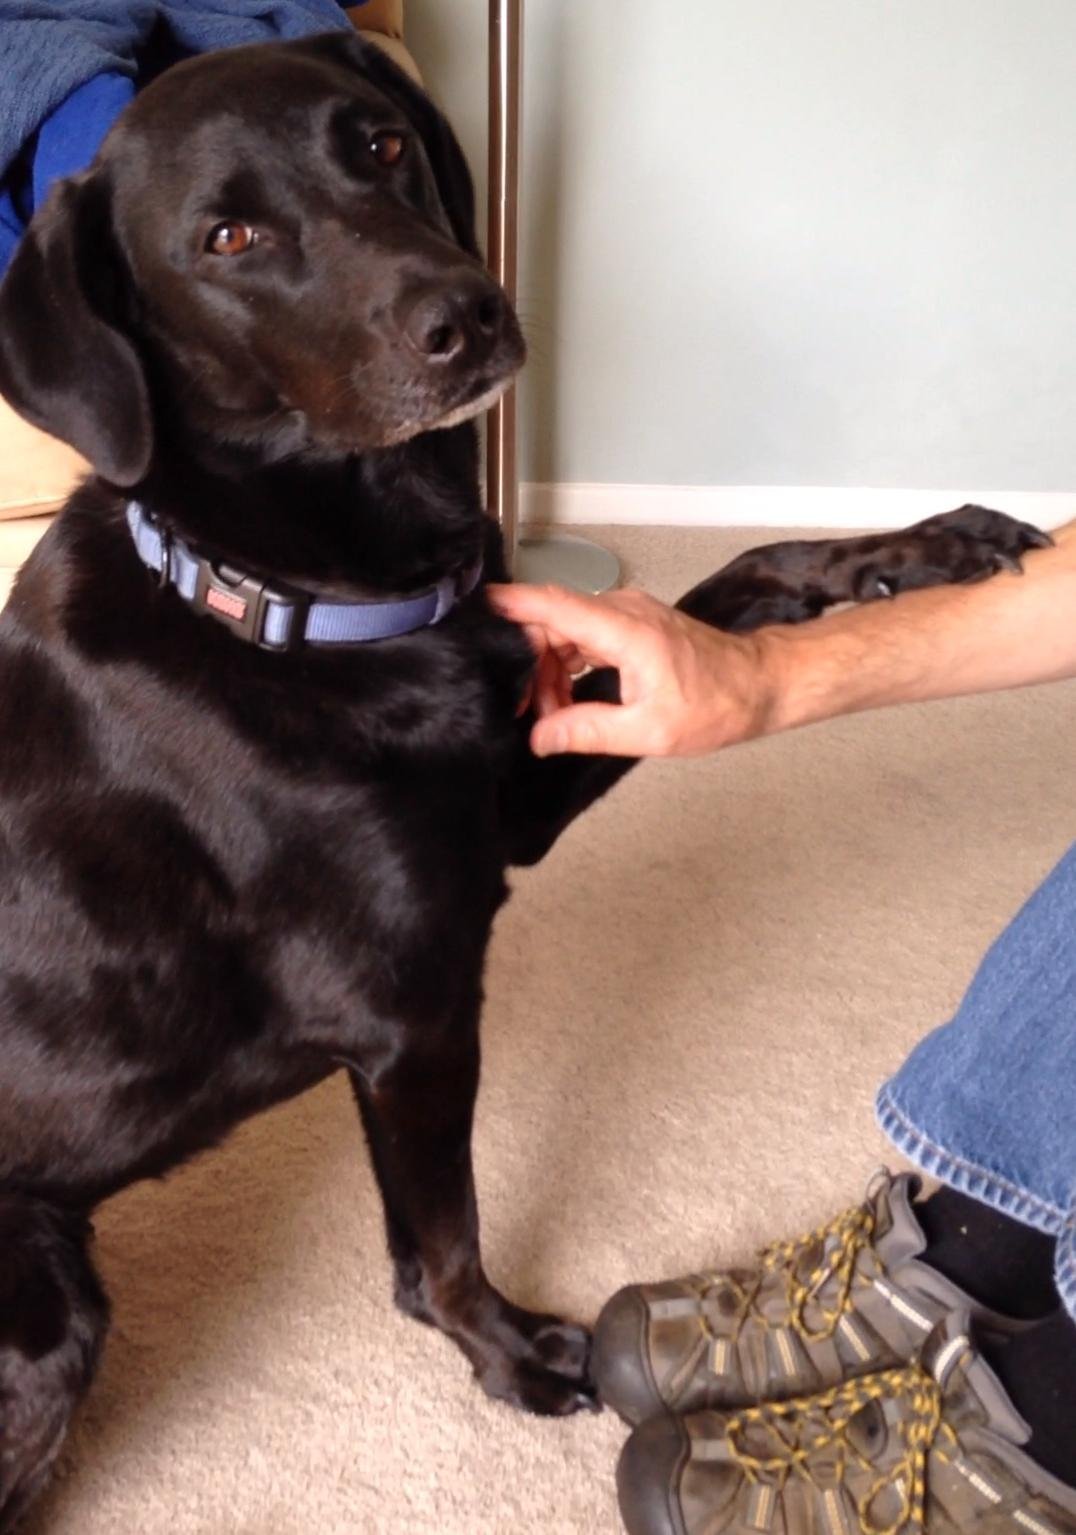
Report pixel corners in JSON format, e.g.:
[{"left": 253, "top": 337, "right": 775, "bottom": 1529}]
[
  {"left": 0, "top": 172, "right": 152, "bottom": 487},
  {"left": 320, "top": 32, "right": 480, "bottom": 257}
]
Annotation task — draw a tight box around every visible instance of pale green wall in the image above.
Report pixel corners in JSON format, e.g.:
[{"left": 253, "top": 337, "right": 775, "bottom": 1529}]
[{"left": 405, "top": 1, "right": 1076, "bottom": 492}]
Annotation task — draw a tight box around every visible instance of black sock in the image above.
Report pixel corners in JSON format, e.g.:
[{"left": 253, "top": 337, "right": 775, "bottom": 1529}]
[
  {"left": 979, "top": 1311, "right": 1076, "bottom": 1488},
  {"left": 916, "top": 1185, "right": 1058, "bottom": 1320}
]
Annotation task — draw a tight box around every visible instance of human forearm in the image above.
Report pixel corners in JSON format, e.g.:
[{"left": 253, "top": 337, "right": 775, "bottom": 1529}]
[{"left": 755, "top": 519, "right": 1076, "bottom": 736}]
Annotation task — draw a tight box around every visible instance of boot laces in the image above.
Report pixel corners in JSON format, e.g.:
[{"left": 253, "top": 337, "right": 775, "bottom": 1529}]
[
  {"left": 725, "top": 1359, "right": 954, "bottom": 1535},
  {"left": 706, "top": 1173, "right": 889, "bottom": 1345},
  {"left": 763, "top": 1191, "right": 878, "bottom": 1341}
]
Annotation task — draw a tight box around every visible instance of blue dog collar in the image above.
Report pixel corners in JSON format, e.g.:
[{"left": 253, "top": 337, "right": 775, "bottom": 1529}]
[{"left": 126, "top": 502, "right": 482, "bottom": 651}]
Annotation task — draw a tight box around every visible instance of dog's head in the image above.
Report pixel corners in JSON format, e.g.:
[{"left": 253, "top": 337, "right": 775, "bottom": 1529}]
[{"left": 0, "top": 34, "right": 524, "bottom": 485}]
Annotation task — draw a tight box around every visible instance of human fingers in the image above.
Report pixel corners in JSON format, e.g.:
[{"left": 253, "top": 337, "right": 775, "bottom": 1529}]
[
  {"left": 533, "top": 645, "right": 574, "bottom": 717},
  {"left": 487, "top": 583, "right": 656, "bottom": 673},
  {"left": 529, "top": 700, "right": 669, "bottom": 758}
]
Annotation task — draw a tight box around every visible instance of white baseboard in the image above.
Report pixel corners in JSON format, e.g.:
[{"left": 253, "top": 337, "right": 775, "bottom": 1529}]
[{"left": 521, "top": 482, "right": 1076, "bottom": 531}]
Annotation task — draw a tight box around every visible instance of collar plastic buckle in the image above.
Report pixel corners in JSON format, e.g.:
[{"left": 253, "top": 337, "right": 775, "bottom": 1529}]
[{"left": 192, "top": 559, "right": 309, "bottom": 651}]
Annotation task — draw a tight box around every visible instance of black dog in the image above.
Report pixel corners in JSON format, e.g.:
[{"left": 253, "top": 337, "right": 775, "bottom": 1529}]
[{"left": 0, "top": 32, "right": 1049, "bottom": 1529}]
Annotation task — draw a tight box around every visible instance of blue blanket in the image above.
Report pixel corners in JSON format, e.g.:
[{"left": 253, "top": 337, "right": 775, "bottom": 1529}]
[{"left": 0, "top": 0, "right": 361, "bottom": 276}]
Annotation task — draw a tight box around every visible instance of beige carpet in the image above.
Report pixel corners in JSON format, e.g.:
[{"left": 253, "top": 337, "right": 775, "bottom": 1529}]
[{"left": 21, "top": 524, "right": 1076, "bottom": 1535}]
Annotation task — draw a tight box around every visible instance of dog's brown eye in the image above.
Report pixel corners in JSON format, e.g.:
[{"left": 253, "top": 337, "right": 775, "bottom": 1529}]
[
  {"left": 369, "top": 131, "right": 407, "bottom": 167},
  {"left": 206, "top": 222, "right": 257, "bottom": 257}
]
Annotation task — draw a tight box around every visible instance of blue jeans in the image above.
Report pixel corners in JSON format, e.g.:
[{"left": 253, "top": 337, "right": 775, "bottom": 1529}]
[{"left": 876, "top": 841, "right": 1076, "bottom": 1323}]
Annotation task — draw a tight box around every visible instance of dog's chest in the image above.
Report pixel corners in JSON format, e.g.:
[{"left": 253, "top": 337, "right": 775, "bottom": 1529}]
[
  {"left": 0, "top": 754, "right": 506, "bottom": 1196},
  {"left": 0, "top": 548, "right": 522, "bottom": 1196}
]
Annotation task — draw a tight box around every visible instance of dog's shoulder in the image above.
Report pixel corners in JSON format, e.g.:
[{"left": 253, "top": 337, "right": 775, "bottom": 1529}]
[
  {"left": 0, "top": 479, "right": 534, "bottom": 944},
  {"left": 3, "top": 479, "right": 526, "bottom": 772}
]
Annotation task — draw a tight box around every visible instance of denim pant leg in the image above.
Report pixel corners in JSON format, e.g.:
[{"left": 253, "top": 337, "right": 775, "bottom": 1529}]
[{"left": 875, "top": 840, "right": 1076, "bottom": 1323}]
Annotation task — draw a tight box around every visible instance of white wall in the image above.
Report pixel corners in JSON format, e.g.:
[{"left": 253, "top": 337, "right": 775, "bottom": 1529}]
[{"left": 405, "top": 1, "right": 1076, "bottom": 512}]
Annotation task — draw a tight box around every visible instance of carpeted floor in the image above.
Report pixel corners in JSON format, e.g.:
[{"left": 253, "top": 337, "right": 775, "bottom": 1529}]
[{"left": 20, "top": 523, "right": 1076, "bottom": 1535}]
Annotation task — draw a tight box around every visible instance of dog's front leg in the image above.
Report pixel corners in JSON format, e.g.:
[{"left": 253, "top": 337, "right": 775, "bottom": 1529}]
[
  {"left": 347, "top": 1024, "right": 596, "bottom": 1416},
  {"left": 673, "top": 503, "right": 1052, "bottom": 629}
]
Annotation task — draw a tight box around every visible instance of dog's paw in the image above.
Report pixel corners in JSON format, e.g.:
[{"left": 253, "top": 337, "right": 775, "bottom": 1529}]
[
  {"left": 474, "top": 1315, "right": 599, "bottom": 1416},
  {"left": 529, "top": 1318, "right": 592, "bottom": 1378},
  {"left": 923, "top": 504, "right": 1054, "bottom": 575},
  {"left": 479, "top": 1354, "right": 601, "bottom": 1417},
  {"left": 853, "top": 504, "right": 1053, "bottom": 601}
]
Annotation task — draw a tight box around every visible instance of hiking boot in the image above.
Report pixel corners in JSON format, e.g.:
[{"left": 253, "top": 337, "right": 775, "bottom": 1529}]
[
  {"left": 616, "top": 1312, "right": 1076, "bottom": 1535},
  {"left": 594, "top": 1172, "right": 1013, "bottom": 1425}
]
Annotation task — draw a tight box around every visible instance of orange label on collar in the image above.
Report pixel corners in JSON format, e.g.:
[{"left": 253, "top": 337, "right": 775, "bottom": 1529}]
[{"left": 206, "top": 587, "right": 248, "bottom": 623}]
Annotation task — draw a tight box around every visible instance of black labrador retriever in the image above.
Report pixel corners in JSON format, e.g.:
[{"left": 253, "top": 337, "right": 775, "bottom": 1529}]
[{"left": 0, "top": 31, "right": 1048, "bottom": 1529}]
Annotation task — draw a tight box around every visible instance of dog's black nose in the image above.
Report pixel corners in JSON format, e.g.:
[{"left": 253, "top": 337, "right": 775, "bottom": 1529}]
[{"left": 402, "top": 277, "right": 508, "bottom": 365}]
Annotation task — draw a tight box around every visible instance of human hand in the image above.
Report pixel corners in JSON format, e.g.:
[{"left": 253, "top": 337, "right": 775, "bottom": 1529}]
[{"left": 487, "top": 583, "right": 776, "bottom": 757}]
